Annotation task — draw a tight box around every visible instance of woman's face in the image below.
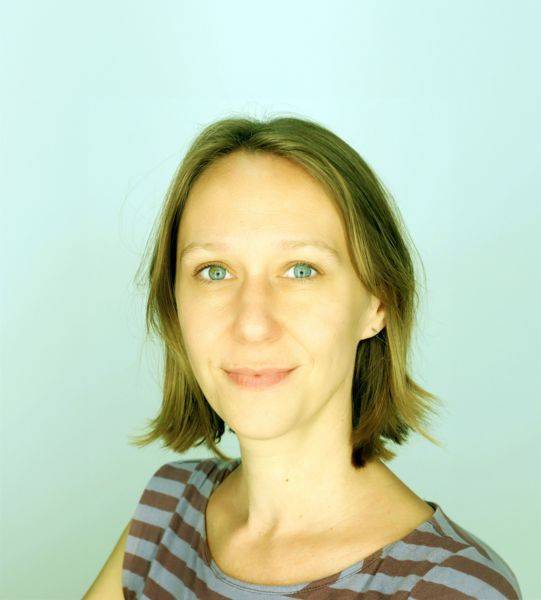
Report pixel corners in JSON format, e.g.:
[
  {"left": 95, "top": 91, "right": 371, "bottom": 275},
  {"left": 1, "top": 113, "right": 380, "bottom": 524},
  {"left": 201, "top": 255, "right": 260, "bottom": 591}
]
[{"left": 174, "top": 150, "right": 384, "bottom": 440}]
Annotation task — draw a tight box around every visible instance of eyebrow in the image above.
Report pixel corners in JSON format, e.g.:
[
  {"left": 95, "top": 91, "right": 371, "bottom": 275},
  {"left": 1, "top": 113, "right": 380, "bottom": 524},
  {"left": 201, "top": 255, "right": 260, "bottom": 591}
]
[{"left": 179, "top": 240, "right": 341, "bottom": 263}]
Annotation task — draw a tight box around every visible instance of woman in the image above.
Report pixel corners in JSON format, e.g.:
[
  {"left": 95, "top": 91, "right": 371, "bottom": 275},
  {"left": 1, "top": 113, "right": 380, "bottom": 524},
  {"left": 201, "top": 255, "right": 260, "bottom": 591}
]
[{"left": 84, "top": 116, "right": 522, "bottom": 599}]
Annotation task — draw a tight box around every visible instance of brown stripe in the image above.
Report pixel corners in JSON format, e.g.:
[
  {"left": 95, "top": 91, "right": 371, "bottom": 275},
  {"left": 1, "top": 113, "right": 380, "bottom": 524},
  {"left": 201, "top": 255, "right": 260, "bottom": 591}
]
[
  {"left": 381, "top": 592, "right": 410, "bottom": 599},
  {"left": 122, "top": 586, "right": 137, "bottom": 600},
  {"left": 154, "top": 462, "right": 194, "bottom": 484},
  {"left": 366, "top": 555, "right": 438, "bottom": 578},
  {"left": 128, "top": 518, "right": 165, "bottom": 546},
  {"left": 123, "top": 551, "right": 151, "bottom": 580},
  {"left": 140, "top": 488, "right": 180, "bottom": 513},
  {"left": 410, "top": 579, "right": 476, "bottom": 599},
  {"left": 142, "top": 574, "right": 176, "bottom": 600},
  {"left": 400, "top": 526, "right": 466, "bottom": 554},
  {"left": 441, "top": 553, "right": 519, "bottom": 599},
  {"left": 295, "top": 586, "right": 411, "bottom": 599}
]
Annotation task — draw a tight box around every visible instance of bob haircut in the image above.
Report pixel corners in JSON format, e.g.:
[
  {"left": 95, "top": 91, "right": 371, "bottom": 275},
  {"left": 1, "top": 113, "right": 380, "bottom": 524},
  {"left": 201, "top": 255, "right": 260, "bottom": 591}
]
[{"left": 129, "top": 114, "right": 443, "bottom": 469}]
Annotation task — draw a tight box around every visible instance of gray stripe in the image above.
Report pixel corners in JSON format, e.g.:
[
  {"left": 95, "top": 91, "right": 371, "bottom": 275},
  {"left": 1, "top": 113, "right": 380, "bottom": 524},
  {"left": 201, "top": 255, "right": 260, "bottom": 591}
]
[
  {"left": 133, "top": 502, "right": 172, "bottom": 529},
  {"left": 423, "top": 563, "right": 510, "bottom": 600},
  {"left": 125, "top": 535, "right": 157, "bottom": 561}
]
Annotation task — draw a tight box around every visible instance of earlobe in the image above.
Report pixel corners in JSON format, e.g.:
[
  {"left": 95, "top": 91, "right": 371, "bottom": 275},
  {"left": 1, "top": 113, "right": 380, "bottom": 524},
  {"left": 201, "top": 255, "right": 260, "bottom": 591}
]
[
  {"left": 358, "top": 324, "right": 381, "bottom": 342},
  {"left": 366, "top": 319, "right": 385, "bottom": 339},
  {"left": 356, "top": 300, "right": 385, "bottom": 341}
]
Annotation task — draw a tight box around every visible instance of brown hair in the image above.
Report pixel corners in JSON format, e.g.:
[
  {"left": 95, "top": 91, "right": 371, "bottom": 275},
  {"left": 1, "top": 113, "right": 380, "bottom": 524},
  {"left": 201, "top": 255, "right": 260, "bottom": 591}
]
[{"left": 129, "top": 114, "right": 444, "bottom": 468}]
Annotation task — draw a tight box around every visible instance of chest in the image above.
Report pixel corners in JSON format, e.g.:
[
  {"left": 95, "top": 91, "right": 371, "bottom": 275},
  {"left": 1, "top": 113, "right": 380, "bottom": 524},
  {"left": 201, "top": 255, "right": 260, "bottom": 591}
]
[
  {"left": 205, "top": 499, "right": 432, "bottom": 587},
  {"left": 204, "top": 470, "right": 435, "bottom": 587},
  {"left": 206, "top": 532, "right": 385, "bottom": 586}
]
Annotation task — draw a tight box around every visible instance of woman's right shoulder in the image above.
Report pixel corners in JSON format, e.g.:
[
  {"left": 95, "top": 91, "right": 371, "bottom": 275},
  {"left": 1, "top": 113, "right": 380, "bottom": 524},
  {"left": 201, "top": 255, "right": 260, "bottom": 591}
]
[
  {"left": 132, "top": 458, "right": 209, "bottom": 508},
  {"left": 127, "top": 458, "right": 205, "bottom": 529},
  {"left": 121, "top": 458, "right": 222, "bottom": 596}
]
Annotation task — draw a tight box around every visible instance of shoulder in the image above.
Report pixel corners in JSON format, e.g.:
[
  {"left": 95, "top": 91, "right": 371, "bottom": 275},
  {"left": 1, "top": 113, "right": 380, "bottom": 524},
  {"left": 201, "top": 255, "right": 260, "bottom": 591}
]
[
  {"left": 129, "top": 456, "right": 230, "bottom": 520},
  {"left": 125, "top": 458, "right": 212, "bottom": 544},
  {"left": 122, "top": 458, "right": 219, "bottom": 596},
  {"left": 409, "top": 546, "right": 522, "bottom": 599},
  {"left": 122, "top": 459, "right": 221, "bottom": 564},
  {"left": 408, "top": 508, "right": 522, "bottom": 599},
  {"left": 133, "top": 457, "right": 217, "bottom": 505}
]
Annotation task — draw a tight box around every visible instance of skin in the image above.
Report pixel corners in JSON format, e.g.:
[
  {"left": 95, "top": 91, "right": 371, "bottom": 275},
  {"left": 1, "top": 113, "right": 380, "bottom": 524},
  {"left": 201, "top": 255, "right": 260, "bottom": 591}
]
[{"left": 174, "top": 150, "right": 432, "bottom": 553}]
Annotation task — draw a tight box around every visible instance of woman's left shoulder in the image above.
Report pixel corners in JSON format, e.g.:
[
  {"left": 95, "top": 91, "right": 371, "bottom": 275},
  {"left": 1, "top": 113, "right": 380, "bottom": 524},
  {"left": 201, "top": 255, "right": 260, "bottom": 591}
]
[{"left": 411, "top": 506, "right": 522, "bottom": 599}]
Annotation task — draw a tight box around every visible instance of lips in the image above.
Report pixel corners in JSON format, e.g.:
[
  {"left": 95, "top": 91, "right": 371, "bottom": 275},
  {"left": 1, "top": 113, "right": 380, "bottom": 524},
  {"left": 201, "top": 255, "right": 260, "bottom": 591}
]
[
  {"left": 225, "top": 367, "right": 294, "bottom": 376},
  {"left": 225, "top": 367, "right": 297, "bottom": 388}
]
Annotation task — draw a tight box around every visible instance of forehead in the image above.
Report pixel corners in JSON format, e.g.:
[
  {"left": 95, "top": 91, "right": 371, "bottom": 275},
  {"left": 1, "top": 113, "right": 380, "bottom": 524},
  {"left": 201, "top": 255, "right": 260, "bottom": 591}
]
[
  {"left": 178, "top": 151, "right": 347, "bottom": 250},
  {"left": 179, "top": 238, "right": 343, "bottom": 265}
]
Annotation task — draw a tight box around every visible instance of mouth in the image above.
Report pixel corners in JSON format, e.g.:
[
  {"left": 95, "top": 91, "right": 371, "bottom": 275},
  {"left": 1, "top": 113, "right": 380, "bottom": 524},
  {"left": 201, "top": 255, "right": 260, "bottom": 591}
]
[
  {"left": 224, "top": 367, "right": 295, "bottom": 376},
  {"left": 223, "top": 367, "right": 298, "bottom": 389}
]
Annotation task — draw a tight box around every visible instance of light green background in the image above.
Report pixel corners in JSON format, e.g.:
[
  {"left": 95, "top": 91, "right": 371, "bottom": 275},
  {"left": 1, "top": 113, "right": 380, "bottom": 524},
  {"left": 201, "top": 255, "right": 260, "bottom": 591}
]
[{"left": 1, "top": 1, "right": 539, "bottom": 598}]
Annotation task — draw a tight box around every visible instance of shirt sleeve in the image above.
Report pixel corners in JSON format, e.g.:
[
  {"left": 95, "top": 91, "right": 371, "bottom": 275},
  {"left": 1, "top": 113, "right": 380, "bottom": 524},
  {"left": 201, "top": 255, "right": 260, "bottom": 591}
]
[{"left": 409, "top": 546, "right": 522, "bottom": 599}]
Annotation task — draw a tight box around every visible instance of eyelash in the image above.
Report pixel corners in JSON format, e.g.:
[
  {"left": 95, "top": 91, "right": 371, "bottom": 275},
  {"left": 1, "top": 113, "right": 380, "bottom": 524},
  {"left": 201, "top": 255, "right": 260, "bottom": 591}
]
[{"left": 192, "top": 261, "right": 321, "bottom": 285}]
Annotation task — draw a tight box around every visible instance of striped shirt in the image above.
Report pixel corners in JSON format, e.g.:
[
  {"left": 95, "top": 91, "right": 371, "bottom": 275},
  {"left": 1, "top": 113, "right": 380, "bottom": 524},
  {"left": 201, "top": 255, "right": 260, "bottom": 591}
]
[{"left": 122, "top": 457, "right": 522, "bottom": 599}]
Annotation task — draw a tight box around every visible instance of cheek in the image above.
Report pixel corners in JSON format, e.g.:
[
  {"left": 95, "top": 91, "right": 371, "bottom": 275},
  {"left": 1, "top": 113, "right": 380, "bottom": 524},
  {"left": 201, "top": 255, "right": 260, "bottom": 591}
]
[
  {"left": 310, "top": 296, "right": 354, "bottom": 330},
  {"left": 176, "top": 302, "right": 217, "bottom": 365},
  {"left": 298, "top": 310, "right": 354, "bottom": 365},
  {"left": 179, "top": 309, "right": 217, "bottom": 352}
]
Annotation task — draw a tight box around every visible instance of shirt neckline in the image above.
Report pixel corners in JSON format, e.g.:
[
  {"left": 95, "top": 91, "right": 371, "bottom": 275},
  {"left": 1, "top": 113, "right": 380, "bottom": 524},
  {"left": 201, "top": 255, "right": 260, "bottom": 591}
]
[{"left": 200, "top": 457, "right": 442, "bottom": 593}]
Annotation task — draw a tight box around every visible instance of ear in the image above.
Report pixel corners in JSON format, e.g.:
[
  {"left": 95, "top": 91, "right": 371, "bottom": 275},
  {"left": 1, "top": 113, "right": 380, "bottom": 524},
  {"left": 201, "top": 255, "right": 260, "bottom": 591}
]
[{"left": 358, "top": 296, "right": 386, "bottom": 341}]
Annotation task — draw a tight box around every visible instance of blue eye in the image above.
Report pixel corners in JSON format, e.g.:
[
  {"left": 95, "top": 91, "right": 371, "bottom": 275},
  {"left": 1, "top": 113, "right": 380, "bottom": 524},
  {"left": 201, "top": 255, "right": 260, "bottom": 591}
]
[{"left": 193, "top": 261, "right": 320, "bottom": 284}]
